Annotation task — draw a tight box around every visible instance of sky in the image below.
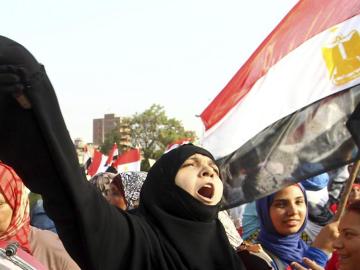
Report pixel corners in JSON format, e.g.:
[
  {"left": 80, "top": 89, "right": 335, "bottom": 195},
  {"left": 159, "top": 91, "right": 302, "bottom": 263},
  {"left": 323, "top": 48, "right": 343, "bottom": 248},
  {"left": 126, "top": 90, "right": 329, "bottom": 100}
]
[{"left": 1, "top": 0, "right": 298, "bottom": 143}]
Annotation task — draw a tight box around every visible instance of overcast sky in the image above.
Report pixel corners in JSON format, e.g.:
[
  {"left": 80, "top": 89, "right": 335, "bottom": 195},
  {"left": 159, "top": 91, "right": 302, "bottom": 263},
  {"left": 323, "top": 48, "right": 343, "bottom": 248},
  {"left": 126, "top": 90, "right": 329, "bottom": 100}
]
[{"left": 1, "top": 0, "right": 298, "bottom": 143}]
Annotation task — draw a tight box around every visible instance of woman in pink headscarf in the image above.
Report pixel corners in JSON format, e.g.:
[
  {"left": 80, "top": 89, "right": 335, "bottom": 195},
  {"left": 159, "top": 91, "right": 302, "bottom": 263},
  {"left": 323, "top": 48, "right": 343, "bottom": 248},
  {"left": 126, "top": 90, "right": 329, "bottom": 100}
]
[{"left": 0, "top": 162, "right": 80, "bottom": 270}]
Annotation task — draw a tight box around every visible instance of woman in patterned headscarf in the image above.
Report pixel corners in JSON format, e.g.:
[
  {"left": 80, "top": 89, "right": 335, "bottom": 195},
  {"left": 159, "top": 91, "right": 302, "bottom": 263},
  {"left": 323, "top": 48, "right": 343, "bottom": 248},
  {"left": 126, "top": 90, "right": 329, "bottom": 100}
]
[
  {"left": 109, "top": 172, "right": 147, "bottom": 210},
  {"left": 89, "top": 172, "right": 117, "bottom": 198},
  {"left": 0, "top": 162, "right": 80, "bottom": 270},
  {"left": 0, "top": 162, "right": 32, "bottom": 253},
  {"left": 90, "top": 171, "right": 147, "bottom": 210}
]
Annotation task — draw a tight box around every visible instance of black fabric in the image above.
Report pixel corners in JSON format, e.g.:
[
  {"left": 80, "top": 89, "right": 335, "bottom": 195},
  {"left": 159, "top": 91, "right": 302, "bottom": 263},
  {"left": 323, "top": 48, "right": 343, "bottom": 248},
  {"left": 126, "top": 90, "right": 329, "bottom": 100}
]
[
  {"left": 347, "top": 102, "right": 360, "bottom": 149},
  {"left": 237, "top": 250, "right": 273, "bottom": 270},
  {"left": 138, "top": 144, "right": 244, "bottom": 269},
  {"left": 0, "top": 36, "right": 246, "bottom": 270},
  {"left": 140, "top": 144, "right": 219, "bottom": 222}
]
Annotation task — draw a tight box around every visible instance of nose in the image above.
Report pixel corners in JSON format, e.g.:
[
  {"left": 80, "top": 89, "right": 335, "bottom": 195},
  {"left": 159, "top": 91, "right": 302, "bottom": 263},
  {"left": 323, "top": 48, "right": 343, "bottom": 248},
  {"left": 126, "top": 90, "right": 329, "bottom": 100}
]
[
  {"left": 286, "top": 202, "right": 297, "bottom": 215},
  {"left": 332, "top": 236, "right": 343, "bottom": 250},
  {"left": 200, "top": 165, "right": 214, "bottom": 178}
]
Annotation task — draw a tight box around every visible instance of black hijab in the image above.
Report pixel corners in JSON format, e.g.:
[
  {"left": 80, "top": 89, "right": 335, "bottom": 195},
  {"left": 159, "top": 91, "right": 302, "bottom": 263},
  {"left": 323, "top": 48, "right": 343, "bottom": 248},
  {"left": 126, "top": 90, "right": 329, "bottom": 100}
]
[{"left": 138, "top": 144, "right": 245, "bottom": 270}]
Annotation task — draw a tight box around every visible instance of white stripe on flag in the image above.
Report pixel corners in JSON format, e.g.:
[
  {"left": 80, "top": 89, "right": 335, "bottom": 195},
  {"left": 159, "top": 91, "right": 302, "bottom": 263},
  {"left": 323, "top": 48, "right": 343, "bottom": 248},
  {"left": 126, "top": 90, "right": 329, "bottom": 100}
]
[
  {"left": 201, "top": 14, "right": 360, "bottom": 158},
  {"left": 117, "top": 160, "right": 141, "bottom": 173}
]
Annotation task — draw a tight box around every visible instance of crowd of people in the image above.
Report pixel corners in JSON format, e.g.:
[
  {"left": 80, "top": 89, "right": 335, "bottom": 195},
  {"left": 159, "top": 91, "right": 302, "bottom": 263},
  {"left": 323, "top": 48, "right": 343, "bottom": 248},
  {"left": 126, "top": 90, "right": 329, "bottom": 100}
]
[
  {"left": 1, "top": 144, "right": 359, "bottom": 270},
  {"left": 0, "top": 36, "right": 360, "bottom": 270}
]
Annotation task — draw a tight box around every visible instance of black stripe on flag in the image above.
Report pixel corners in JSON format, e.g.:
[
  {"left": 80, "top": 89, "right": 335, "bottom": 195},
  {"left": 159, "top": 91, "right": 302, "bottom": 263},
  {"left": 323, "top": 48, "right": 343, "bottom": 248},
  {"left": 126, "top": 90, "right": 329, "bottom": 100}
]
[{"left": 219, "top": 85, "right": 360, "bottom": 209}]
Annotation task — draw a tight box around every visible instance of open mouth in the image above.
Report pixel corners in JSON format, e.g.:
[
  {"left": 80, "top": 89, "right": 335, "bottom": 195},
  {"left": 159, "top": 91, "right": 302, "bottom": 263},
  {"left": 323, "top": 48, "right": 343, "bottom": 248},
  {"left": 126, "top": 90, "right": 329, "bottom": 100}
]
[{"left": 197, "top": 183, "right": 214, "bottom": 199}]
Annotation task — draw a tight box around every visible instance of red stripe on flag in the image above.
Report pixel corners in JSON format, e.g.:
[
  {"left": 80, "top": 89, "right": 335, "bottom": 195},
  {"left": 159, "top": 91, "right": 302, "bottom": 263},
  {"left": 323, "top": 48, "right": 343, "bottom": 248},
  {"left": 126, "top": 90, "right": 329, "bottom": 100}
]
[
  {"left": 200, "top": 0, "right": 360, "bottom": 131},
  {"left": 165, "top": 138, "right": 193, "bottom": 153},
  {"left": 105, "top": 143, "right": 118, "bottom": 166},
  {"left": 114, "top": 149, "right": 141, "bottom": 166},
  {"left": 87, "top": 150, "right": 104, "bottom": 177}
]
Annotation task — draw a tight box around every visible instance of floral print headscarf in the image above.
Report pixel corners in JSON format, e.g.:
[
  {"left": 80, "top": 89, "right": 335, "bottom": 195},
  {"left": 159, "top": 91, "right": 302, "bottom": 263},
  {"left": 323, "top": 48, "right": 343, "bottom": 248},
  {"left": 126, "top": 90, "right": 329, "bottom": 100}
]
[{"left": 118, "top": 171, "right": 147, "bottom": 210}]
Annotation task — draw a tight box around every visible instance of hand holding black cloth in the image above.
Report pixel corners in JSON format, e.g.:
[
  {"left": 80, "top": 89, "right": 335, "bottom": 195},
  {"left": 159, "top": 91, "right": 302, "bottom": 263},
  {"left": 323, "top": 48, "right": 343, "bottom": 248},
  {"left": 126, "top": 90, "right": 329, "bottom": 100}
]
[
  {"left": 0, "top": 35, "right": 247, "bottom": 270},
  {"left": 0, "top": 35, "right": 94, "bottom": 269}
]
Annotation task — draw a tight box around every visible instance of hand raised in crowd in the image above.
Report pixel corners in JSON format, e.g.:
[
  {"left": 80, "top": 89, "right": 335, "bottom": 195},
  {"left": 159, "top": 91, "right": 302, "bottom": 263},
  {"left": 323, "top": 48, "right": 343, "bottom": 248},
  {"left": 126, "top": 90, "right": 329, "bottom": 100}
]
[
  {"left": 311, "top": 220, "right": 339, "bottom": 254},
  {"left": 290, "top": 257, "right": 324, "bottom": 270}
]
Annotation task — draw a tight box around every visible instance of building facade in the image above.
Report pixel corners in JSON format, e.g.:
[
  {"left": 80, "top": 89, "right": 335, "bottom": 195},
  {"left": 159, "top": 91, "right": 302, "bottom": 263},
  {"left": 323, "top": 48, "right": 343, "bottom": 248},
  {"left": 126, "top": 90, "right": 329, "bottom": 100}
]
[{"left": 93, "top": 113, "right": 131, "bottom": 148}]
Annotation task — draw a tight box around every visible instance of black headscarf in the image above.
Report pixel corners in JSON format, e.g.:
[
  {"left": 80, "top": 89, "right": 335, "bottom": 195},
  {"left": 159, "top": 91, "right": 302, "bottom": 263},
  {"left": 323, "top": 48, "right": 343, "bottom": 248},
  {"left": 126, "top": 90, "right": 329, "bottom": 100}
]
[{"left": 138, "top": 144, "right": 245, "bottom": 270}]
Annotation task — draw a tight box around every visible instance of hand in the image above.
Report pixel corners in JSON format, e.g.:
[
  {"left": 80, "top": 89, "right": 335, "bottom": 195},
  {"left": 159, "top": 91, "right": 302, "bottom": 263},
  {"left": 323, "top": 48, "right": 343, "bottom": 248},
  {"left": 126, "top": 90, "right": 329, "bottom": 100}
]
[
  {"left": 312, "top": 220, "right": 339, "bottom": 254},
  {"left": 0, "top": 66, "right": 32, "bottom": 108},
  {"left": 290, "top": 257, "right": 324, "bottom": 270},
  {"left": 0, "top": 66, "right": 24, "bottom": 91}
]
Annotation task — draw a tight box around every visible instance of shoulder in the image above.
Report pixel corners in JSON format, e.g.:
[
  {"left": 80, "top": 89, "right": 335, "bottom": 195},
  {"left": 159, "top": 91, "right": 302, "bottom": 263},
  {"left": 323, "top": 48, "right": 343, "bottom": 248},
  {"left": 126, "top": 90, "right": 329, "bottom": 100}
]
[
  {"left": 237, "top": 243, "right": 275, "bottom": 270},
  {"left": 29, "top": 226, "right": 81, "bottom": 270}
]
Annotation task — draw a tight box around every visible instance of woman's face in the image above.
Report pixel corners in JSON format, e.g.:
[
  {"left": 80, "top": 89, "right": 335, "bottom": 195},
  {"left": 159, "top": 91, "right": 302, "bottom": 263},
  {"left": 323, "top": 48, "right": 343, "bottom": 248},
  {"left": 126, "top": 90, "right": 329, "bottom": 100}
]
[
  {"left": 333, "top": 211, "right": 360, "bottom": 270},
  {"left": 269, "top": 185, "right": 306, "bottom": 235},
  {"left": 175, "top": 153, "right": 223, "bottom": 205},
  {"left": 107, "top": 183, "right": 127, "bottom": 210},
  {"left": 349, "top": 186, "right": 360, "bottom": 205},
  {"left": 0, "top": 192, "right": 13, "bottom": 235}
]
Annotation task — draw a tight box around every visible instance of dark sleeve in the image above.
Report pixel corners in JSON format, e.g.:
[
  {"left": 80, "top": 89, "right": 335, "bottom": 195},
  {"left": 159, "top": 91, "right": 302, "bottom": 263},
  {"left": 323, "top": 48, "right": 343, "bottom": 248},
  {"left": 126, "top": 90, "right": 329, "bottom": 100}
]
[
  {"left": 43, "top": 179, "right": 150, "bottom": 270},
  {"left": 237, "top": 250, "right": 273, "bottom": 270},
  {"left": 0, "top": 35, "right": 150, "bottom": 270}
]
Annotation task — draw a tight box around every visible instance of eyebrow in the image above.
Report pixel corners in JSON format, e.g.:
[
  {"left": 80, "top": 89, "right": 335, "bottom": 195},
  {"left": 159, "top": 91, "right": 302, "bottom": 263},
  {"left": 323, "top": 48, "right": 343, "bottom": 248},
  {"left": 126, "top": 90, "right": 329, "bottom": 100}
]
[
  {"left": 188, "top": 156, "right": 218, "bottom": 168},
  {"left": 273, "top": 196, "right": 304, "bottom": 201},
  {"left": 341, "top": 228, "right": 359, "bottom": 234}
]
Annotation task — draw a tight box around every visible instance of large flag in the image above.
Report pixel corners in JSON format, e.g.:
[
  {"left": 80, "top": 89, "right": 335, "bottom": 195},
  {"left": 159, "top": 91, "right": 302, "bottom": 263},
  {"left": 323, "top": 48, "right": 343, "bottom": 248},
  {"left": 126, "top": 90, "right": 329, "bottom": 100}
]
[
  {"left": 87, "top": 149, "right": 108, "bottom": 177},
  {"left": 200, "top": 0, "right": 360, "bottom": 208},
  {"left": 164, "top": 138, "right": 193, "bottom": 153},
  {"left": 104, "top": 143, "right": 118, "bottom": 166},
  {"left": 113, "top": 148, "right": 141, "bottom": 172}
]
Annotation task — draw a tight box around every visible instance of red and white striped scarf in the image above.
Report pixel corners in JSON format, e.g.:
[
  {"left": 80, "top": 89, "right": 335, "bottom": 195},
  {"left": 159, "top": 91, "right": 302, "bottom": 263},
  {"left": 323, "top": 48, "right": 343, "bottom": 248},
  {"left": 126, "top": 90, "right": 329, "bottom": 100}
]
[{"left": 0, "top": 163, "right": 31, "bottom": 253}]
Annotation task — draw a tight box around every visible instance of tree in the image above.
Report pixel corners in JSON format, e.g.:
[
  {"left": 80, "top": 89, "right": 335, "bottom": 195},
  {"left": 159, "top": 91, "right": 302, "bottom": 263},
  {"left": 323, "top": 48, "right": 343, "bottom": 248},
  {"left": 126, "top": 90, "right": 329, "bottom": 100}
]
[{"left": 130, "top": 104, "right": 197, "bottom": 170}]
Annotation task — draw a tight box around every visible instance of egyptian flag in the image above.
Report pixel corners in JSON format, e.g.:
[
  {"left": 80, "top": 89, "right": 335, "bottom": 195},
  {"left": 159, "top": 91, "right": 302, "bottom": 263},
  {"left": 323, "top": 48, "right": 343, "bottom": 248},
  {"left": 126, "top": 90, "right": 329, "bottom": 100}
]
[
  {"left": 164, "top": 138, "right": 193, "bottom": 153},
  {"left": 82, "top": 145, "right": 92, "bottom": 171},
  {"left": 200, "top": 0, "right": 360, "bottom": 208},
  {"left": 113, "top": 148, "right": 141, "bottom": 172},
  {"left": 87, "top": 149, "right": 108, "bottom": 177},
  {"left": 104, "top": 143, "right": 118, "bottom": 166}
]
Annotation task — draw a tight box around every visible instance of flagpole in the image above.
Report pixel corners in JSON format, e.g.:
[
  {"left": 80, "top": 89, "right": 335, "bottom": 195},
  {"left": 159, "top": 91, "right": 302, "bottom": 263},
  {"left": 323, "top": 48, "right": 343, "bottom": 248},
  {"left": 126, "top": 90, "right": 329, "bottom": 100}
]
[{"left": 333, "top": 159, "right": 360, "bottom": 221}]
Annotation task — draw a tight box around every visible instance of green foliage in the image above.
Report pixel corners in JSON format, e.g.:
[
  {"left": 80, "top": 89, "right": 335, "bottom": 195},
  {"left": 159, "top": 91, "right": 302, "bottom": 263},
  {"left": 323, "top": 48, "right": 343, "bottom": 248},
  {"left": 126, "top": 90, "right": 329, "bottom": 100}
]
[
  {"left": 130, "top": 104, "right": 197, "bottom": 167},
  {"left": 99, "top": 104, "right": 197, "bottom": 171},
  {"left": 100, "top": 131, "right": 121, "bottom": 154}
]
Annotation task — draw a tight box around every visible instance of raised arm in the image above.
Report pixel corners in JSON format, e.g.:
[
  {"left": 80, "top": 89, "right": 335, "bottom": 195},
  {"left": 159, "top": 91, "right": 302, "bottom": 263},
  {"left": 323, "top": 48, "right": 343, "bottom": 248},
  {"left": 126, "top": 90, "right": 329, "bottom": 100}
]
[{"left": 0, "top": 35, "right": 145, "bottom": 270}]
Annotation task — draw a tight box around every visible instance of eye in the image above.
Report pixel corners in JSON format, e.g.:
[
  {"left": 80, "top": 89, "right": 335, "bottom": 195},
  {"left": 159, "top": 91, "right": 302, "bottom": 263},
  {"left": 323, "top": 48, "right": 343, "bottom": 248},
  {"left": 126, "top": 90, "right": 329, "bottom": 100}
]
[
  {"left": 295, "top": 199, "right": 305, "bottom": 205},
  {"left": 343, "top": 231, "right": 354, "bottom": 239},
  {"left": 212, "top": 167, "right": 220, "bottom": 176},
  {"left": 273, "top": 201, "right": 286, "bottom": 208},
  {"left": 182, "top": 162, "right": 194, "bottom": 168}
]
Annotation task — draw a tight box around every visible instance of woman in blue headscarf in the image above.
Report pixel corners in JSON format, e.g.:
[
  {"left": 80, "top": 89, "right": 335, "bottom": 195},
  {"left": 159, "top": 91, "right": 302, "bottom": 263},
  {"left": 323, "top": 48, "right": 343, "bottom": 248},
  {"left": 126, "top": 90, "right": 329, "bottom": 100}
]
[{"left": 238, "top": 184, "right": 330, "bottom": 270}]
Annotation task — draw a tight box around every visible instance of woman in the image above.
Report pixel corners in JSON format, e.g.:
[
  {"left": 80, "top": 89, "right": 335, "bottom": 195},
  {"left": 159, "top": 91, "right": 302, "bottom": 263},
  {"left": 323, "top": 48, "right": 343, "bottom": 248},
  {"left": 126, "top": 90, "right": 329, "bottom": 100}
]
[
  {"left": 348, "top": 183, "right": 360, "bottom": 205},
  {"left": 89, "top": 171, "right": 147, "bottom": 210},
  {"left": 108, "top": 171, "right": 147, "bottom": 210},
  {"left": 330, "top": 199, "right": 360, "bottom": 270},
  {"left": 292, "top": 199, "right": 360, "bottom": 270},
  {"left": 0, "top": 37, "right": 245, "bottom": 269},
  {"left": 323, "top": 183, "right": 360, "bottom": 270},
  {"left": 89, "top": 172, "right": 115, "bottom": 198},
  {"left": 20, "top": 144, "right": 247, "bottom": 270},
  {"left": 238, "top": 184, "right": 329, "bottom": 270},
  {"left": 0, "top": 162, "right": 80, "bottom": 270}
]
